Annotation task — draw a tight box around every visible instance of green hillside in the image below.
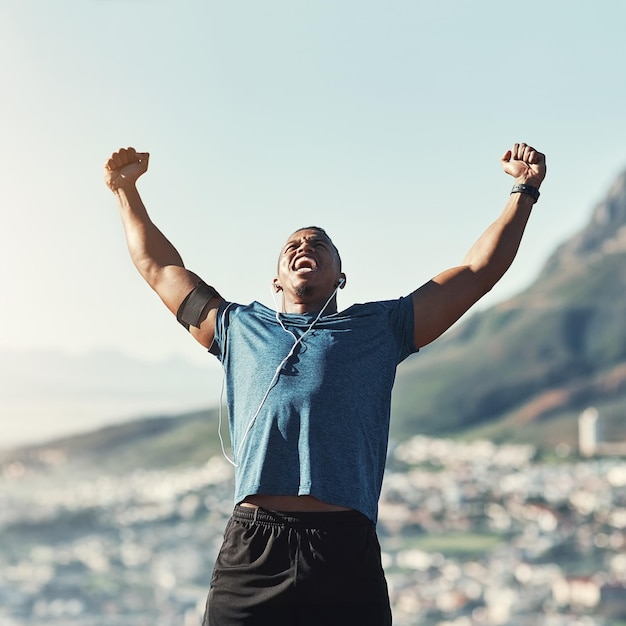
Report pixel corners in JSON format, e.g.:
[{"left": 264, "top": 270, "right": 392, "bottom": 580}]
[
  {"left": 2, "top": 408, "right": 226, "bottom": 476},
  {"left": 391, "top": 173, "right": 626, "bottom": 451}
]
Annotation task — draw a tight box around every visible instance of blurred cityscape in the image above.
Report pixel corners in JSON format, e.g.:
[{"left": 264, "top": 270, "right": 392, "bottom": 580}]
[{"left": 1, "top": 436, "right": 626, "bottom": 626}]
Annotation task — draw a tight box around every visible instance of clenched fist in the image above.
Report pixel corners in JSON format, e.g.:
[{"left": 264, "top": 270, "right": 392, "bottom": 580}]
[
  {"left": 500, "top": 142, "right": 546, "bottom": 188},
  {"left": 104, "top": 147, "right": 149, "bottom": 192}
]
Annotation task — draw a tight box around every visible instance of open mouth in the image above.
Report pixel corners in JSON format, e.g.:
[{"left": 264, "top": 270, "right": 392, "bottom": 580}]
[{"left": 293, "top": 256, "right": 317, "bottom": 274}]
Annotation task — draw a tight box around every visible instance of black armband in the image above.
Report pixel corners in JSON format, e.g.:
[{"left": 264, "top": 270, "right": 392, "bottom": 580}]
[{"left": 177, "top": 280, "right": 220, "bottom": 331}]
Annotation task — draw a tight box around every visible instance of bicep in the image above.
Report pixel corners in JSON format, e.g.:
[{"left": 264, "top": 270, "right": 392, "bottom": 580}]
[
  {"left": 153, "top": 266, "right": 223, "bottom": 349},
  {"left": 411, "top": 266, "right": 489, "bottom": 348}
]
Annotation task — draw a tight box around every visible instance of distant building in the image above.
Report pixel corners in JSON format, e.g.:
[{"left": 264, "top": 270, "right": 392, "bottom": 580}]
[
  {"left": 578, "top": 407, "right": 626, "bottom": 457},
  {"left": 552, "top": 575, "right": 601, "bottom": 610},
  {"left": 579, "top": 408, "right": 599, "bottom": 457}
]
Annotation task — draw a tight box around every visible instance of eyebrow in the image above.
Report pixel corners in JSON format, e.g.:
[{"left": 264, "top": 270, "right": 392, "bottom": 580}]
[{"left": 283, "top": 235, "right": 329, "bottom": 249}]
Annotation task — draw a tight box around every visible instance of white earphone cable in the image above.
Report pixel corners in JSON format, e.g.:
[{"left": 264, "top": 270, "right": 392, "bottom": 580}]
[{"left": 218, "top": 281, "right": 343, "bottom": 467}]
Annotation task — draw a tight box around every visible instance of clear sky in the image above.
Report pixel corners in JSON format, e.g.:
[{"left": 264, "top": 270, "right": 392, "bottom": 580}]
[{"left": 2, "top": 0, "right": 626, "bottom": 370}]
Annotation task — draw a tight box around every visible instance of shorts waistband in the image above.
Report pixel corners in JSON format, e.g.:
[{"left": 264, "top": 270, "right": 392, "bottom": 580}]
[{"left": 232, "top": 504, "right": 372, "bottom": 528}]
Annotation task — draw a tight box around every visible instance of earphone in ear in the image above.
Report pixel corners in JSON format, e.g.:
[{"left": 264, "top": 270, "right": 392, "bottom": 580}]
[{"left": 337, "top": 277, "right": 346, "bottom": 287}]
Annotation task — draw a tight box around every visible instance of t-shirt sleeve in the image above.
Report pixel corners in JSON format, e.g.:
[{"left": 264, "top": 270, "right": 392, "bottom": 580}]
[
  {"left": 387, "top": 295, "right": 418, "bottom": 363},
  {"left": 208, "top": 300, "right": 237, "bottom": 360}
]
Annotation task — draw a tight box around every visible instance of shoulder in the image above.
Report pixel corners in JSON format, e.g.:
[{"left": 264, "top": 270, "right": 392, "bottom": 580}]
[
  {"left": 215, "top": 300, "right": 281, "bottom": 337},
  {"left": 217, "top": 300, "right": 274, "bottom": 321},
  {"left": 342, "top": 295, "right": 414, "bottom": 318}
]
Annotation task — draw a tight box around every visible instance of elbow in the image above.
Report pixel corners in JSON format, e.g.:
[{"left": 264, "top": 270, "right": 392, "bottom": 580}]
[
  {"left": 470, "top": 263, "right": 508, "bottom": 299},
  {"left": 479, "top": 279, "right": 495, "bottom": 296},
  {"left": 133, "top": 256, "right": 161, "bottom": 289},
  {"left": 468, "top": 272, "right": 501, "bottom": 304}
]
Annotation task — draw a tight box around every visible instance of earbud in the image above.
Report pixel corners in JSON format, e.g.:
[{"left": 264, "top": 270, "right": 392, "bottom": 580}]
[{"left": 337, "top": 277, "right": 346, "bottom": 288}]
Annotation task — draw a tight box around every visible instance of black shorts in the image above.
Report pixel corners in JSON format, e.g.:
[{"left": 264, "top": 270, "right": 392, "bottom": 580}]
[{"left": 203, "top": 505, "right": 392, "bottom": 626}]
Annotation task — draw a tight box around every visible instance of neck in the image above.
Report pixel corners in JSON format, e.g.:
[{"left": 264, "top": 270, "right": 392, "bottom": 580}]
[{"left": 282, "top": 296, "right": 338, "bottom": 315}]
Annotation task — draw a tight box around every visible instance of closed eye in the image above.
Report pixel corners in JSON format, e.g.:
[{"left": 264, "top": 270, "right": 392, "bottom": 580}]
[
  {"left": 283, "top": 237, "right": 329, "bottom": 254},
  {"left": 306, "top": 239, "right": 328, "bottom": 250}
]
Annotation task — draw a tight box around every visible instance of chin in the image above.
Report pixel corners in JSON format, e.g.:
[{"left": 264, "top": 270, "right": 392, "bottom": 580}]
[{"left": 294, "top": 284, "right": 313, "bottom": 298}]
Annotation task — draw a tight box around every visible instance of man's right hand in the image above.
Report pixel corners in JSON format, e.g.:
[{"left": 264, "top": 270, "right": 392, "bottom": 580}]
[{"left": 104, "top": 147, "right": 149, "bottom": 192}]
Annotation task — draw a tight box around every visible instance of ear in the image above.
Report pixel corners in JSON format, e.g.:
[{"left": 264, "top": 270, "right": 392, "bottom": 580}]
[
  {"left": 273, "top": 278, "right": 282, "bottom": 292},
  {"left": 338, "top": 273, "right": 347, "bottom": 289}
]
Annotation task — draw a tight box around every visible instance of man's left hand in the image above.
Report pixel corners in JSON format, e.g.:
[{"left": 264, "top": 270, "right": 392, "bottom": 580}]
[{"left": 500, "top": 143, "right": 546, "bottom": 187}]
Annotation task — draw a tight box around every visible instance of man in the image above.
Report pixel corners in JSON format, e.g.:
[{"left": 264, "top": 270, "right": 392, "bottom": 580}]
[{"left": 104, "top": 143, "right": 546, "bottom": 625}]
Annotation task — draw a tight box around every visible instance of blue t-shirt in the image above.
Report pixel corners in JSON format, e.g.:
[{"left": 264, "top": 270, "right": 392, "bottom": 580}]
[{"left": 211, "top": 297, "right": 417, "bottom": 522}]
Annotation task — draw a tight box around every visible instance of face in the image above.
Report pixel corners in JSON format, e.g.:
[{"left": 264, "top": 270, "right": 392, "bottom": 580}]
[{"left": 274, "top": 228, "right": 345, "bottom": 305}]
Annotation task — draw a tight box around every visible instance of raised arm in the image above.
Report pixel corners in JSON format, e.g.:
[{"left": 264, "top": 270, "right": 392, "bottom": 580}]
[
  {"left": 104, "top": 147, "right": 222, "bottom": 349},
  {"left": 411, "top": 142, "right": 547, "bottom": 349}
]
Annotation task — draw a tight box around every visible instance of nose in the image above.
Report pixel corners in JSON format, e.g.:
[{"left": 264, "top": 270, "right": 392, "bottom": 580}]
[{"left": 297, "top": 240, "right": 314, "bottom": 253}]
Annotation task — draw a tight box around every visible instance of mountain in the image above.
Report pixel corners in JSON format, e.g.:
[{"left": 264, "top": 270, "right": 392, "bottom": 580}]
[
  {"left": 390, "top": 169, "right": 626, "bottom": 450},
  {"left": 0, "top": 406, "right": 225, "bottom": 476}
]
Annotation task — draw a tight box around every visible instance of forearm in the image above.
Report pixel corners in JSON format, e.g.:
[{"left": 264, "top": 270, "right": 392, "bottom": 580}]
[
  {"left": 115, "top": 185, "right": 185, "bottom": 287},
  {"left": 462, "top": 191, "right": 535, "bottom": 294}
]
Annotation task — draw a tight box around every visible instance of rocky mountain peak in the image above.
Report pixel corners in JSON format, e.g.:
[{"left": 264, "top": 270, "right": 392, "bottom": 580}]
[{"left": 542, "top": 168, "right": 626, "bottom": 276}]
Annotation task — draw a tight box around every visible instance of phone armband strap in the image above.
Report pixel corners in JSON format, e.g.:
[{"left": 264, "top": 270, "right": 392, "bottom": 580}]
[{"left": 176, "top": 280, "right": 220, "bottom": 330}]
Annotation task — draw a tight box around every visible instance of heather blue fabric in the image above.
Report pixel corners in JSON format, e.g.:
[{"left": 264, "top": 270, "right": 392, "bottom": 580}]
[{"left": 211, "top": 297, "right": 417, "bottom": 523}]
